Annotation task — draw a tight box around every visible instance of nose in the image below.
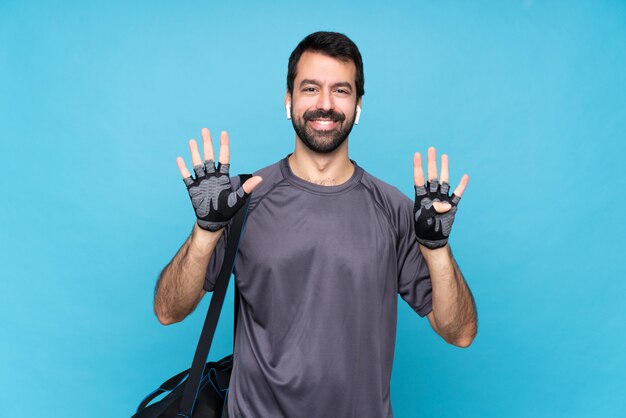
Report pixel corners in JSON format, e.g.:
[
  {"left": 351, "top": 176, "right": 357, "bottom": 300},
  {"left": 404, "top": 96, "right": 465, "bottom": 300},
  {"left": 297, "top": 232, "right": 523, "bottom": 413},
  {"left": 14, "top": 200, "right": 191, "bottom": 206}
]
[{"left": 316, "top": 89, "right": 333, "bottom": 111}]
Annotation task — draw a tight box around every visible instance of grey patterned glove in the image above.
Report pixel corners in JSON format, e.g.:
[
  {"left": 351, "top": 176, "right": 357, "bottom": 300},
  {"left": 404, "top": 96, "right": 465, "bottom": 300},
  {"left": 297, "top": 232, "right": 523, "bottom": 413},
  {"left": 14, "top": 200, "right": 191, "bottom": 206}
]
[
  {"left": 413, "top": 179, "right": 461, "bottom": 249},
  {"left": 183, "top": 159, "right": 249, "bottom": 232}
]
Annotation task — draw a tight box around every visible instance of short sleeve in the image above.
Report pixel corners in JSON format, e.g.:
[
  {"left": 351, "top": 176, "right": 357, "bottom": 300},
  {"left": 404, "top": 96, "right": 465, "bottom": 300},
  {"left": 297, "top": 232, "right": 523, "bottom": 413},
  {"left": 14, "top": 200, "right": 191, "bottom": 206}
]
[
  {"left": 397, "top": 197, "right": 433, "bottom": 317},
  {"left": 202, "top": 175, "right": 241, "bottom": 292}
]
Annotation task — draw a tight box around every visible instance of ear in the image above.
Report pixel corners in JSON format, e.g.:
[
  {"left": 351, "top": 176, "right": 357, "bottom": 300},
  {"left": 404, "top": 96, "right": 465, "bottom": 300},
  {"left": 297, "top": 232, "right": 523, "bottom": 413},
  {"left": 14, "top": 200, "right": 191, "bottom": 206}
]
[{"left": 355, "top": 98, "right": 362, "bottom": 125}]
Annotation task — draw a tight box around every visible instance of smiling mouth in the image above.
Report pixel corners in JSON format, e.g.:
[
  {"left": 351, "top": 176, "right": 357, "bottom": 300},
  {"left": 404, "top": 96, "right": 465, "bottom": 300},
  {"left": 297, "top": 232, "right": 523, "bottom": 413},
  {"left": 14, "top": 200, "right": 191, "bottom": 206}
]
[{"left": 308, "top": 119, "right": 340, "bottom": 130}]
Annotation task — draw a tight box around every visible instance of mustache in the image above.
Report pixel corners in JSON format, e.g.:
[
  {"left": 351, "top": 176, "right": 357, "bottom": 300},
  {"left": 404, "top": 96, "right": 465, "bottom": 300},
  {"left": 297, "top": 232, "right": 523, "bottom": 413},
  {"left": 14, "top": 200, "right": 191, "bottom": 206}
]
[{"left": 303, "top": 109, "right": 345, "bottom": 122}]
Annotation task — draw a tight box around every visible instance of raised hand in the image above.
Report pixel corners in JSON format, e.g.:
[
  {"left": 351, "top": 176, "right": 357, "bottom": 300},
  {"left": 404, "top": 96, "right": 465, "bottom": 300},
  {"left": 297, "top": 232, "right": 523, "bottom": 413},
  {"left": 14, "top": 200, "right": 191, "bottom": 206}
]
[
  {"left": 413, "top": 147, "right": 469, "bottom": 249},
  {"left": 177, "top": 129, "right": 263, "bottom": 232}
]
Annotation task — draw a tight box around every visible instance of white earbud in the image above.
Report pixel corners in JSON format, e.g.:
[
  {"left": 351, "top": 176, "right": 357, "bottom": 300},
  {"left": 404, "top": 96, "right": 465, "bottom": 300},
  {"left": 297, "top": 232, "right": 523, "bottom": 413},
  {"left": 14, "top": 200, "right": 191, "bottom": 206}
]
[
  {"left": 355, "top": 105, "right": 361, "bottom": 125},
  {"left": 286, "top": 103, "right": 291, "bottom": 120}
]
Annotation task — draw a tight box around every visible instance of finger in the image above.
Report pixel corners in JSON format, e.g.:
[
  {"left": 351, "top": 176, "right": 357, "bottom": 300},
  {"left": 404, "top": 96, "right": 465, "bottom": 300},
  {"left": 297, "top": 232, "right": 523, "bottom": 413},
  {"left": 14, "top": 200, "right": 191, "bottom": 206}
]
[
  {"left": 432, "top": 201, "right": 452, "bottom": 213},
  {"left": 413, "top": 152, "right": 425, "bottom": 186},
  {"left": 440, "top": 154, "right": 449, "bottom": 184},
  {"left": 218, "top": 131, "right": 230, "bottom": 165},
  {"left": 241, "top": 176, "right": 263, "bottom": 194},
  {"left": 201, "top": 128, "right": 215, "bottom": 162},
  {"left": 189, "top": 139, "right": 202, "bottom": 167},
  {"left": 218, "top": 162, "right": 230, "bottom": 175},
  {"left": 427, "top": 146, "right": 438, "bottom": 181},
  {"left": 453, "top": 174, "right": 470, "bottom": 198},
  {"left": 176, "top": 156, "right": 192, "bottom": 179}
]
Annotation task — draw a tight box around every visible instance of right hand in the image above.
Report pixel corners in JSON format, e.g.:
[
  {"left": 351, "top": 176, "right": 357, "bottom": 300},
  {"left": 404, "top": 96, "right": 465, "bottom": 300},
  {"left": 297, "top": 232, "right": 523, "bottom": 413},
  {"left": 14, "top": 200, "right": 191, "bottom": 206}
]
[{"left": 177, "top": 129, "right": 263, "bottom": 232}]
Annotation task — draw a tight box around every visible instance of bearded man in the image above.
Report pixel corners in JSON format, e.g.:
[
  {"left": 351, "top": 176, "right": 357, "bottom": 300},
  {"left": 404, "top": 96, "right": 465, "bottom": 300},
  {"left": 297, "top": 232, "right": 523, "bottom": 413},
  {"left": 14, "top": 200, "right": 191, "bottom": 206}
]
[{"left": 154, "top": 31, "right": 477, "bottom": 418}]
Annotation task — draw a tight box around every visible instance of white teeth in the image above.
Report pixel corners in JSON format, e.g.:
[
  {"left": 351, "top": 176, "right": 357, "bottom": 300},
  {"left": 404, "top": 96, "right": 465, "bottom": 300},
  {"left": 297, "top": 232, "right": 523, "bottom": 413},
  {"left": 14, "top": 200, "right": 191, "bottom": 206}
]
[{"left": 312, "top": 120, "right": 334, "bottom": 124}]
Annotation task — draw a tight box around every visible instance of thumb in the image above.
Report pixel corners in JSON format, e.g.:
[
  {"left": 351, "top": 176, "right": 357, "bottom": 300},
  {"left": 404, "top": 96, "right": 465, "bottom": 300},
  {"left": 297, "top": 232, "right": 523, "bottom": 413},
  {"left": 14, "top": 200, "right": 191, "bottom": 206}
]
[
  {"left": 242, "top": 176, "right": 263, "bottom": 194},
  {"left": 432, "top": 201, "right": 451, "bottom": 213}
]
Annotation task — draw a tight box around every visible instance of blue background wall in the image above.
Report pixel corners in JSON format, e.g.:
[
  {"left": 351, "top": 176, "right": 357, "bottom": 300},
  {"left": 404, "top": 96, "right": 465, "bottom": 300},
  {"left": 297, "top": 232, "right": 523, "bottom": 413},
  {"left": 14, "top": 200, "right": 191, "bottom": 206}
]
[{"left": 1, "top": 1, "right": 625, "bottom": 416}]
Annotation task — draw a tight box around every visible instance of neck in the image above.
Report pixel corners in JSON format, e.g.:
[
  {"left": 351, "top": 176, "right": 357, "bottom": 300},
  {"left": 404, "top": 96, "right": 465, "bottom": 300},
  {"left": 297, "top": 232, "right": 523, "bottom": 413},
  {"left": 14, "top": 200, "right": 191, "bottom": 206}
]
[{"left": 288, "top": 138, "right": 354, "bottom": 186}]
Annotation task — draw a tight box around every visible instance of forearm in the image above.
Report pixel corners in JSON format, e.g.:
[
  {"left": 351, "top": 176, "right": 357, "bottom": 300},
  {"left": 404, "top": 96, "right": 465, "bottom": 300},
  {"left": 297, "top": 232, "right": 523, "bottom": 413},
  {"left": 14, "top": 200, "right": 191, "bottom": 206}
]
[
  {"left": 154, "top": 223, "right": 223, "bottom": 325},
  {"left": 421, "top": 244, "right": 477, "bottom": 346}
]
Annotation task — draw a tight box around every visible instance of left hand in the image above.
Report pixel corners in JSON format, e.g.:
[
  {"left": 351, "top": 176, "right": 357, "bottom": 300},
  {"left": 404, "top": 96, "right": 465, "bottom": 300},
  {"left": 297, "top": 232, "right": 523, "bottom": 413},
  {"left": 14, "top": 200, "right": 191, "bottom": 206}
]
[{"left": 413, "top": 147, "right": 469, "bottom": 249}]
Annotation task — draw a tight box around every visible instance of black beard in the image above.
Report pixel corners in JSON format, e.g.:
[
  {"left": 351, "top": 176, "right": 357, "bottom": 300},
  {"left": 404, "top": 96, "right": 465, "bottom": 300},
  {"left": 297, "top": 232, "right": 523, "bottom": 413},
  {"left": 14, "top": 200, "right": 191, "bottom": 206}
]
[{"left": 291, "top": 108, "right": 356, "bottom": 154}]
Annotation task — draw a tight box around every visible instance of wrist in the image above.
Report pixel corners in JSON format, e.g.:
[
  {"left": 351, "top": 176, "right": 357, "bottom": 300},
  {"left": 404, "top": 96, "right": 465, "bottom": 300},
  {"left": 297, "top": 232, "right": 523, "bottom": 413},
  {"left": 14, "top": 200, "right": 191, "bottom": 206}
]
[
  {"left": 419, "top": 243, "right": 457, "bottom": 277},
  {"left": 190, "top": 222, "right": 224, "bottom": 254},
  {"left": 419, "top": 242, "right": 451, "bottom": 261}
]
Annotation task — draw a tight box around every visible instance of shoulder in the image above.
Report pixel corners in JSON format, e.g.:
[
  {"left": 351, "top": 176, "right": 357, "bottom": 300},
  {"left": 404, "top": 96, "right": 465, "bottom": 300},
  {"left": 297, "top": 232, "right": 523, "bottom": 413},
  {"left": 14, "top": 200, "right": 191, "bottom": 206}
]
[
  {"left": 229, "top": 159, "right": 283, "bottom": 189},
  {"left": 231, "top": 159, "right": 286, "bottom": 211},
  {"left": 357, "top": 168, "right": 415, "bottom": 241},
  {"left": 359, "top": 169, "right": 413, "bottom": 218},
  {"left": 253, "top": 160, "right": 284, "bottom": 184},
  {"left": 358, "top": 168, "right": 418, "bottom": 250},
  {"left": 251, "top": 159, "right": 285, "bottom": 197}
]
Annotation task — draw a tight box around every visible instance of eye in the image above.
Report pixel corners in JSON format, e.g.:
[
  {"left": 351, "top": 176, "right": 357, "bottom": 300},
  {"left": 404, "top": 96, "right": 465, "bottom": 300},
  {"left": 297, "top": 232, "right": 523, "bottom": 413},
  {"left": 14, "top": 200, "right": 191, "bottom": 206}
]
[
  {"left": 302, "top": 86, "right": 317, "bottom": 93},
  {"left": 335, "top": 88, "right": 351, "bottom": 95}
]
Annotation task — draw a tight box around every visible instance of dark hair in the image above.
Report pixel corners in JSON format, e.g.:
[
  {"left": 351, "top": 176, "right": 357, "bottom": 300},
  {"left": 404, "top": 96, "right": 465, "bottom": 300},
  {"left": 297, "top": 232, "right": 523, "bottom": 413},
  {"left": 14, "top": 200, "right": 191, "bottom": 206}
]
[{"left": 287, "top": 31, "right": 364, "bottom": 99}]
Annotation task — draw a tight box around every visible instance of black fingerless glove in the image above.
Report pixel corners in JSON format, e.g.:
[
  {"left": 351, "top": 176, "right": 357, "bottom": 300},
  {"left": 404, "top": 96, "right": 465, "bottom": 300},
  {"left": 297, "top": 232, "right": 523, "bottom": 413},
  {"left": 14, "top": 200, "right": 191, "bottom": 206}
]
[
  {"left": 413, "top": 179, "right": 461, "bottom": 249},
  {"left": 183, "top": 159, "right": 249, "bottom": 232}
]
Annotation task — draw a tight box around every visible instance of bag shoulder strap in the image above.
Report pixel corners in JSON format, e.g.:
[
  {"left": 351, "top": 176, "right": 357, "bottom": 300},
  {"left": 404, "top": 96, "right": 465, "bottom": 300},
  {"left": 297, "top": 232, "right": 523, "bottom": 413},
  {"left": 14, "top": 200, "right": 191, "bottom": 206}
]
[
  {"left": 178, "top": 173, "right": 253, "bottom": 418},
  {"left": 233, "top": 174, "right": 252, "bottom": 348}
]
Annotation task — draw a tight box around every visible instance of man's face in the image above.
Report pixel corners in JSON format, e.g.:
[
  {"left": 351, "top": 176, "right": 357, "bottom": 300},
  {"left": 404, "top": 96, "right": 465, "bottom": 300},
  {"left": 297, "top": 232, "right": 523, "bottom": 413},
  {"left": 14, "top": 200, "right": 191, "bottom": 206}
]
[{"left": 288, "top": 51, "right": 361, "bottom": 153}]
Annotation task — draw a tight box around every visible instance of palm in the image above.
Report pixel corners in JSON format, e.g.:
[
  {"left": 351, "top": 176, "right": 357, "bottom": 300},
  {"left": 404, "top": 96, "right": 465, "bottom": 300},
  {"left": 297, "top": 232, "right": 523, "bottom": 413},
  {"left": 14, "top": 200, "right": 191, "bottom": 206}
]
[
  {"left": 188, "top": 174, "right": 232, "bottom": 217},
  {"left": 413, "top": 147, "right": 469, "bottom": 249}
]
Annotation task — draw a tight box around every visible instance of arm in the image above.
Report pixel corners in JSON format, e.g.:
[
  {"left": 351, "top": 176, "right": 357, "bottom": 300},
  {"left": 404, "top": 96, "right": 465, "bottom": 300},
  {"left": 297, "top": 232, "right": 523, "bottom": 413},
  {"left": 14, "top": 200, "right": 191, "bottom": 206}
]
[
  {"left": 154, "top": 224, "right": 222, "bottom": 325},
  {"left": 412, "top": 147, "right": 477, "bottom": 347},
  {"left": 154, "top": 128, "right": 262, "bottom": 325},
  {"left": 422, "top": 243, "right": 477, "bottom": 348}
]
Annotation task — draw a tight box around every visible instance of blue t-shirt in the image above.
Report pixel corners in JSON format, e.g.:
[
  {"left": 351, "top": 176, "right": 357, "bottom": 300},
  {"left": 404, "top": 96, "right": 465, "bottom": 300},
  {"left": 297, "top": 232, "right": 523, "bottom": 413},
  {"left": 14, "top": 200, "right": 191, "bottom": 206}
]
[{"left": 205, "top": 155, "right": 432, "bottom": 418}]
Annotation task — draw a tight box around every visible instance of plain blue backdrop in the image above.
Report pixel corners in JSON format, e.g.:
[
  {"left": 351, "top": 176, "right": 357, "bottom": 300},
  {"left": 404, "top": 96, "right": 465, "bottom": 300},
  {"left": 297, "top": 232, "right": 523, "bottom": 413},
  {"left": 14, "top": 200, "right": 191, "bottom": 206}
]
[{"left": 1, "top": 1, "right": 625, "bottom": 417}]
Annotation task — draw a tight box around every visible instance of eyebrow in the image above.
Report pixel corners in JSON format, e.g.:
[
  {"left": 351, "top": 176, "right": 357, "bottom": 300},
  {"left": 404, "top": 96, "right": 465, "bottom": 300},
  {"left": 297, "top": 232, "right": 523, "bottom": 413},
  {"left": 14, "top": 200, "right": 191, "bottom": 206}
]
[{"left": 299, "top": 79, "right": 353, "bottom": 91}]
